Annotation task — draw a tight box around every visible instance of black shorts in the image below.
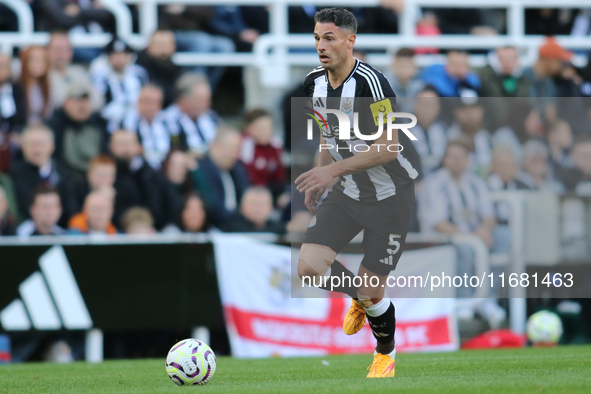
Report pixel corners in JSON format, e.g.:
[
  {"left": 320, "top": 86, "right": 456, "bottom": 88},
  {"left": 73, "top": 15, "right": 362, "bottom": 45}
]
[{"left": 303, "top": 185, "right": 415, "bottom": 276}]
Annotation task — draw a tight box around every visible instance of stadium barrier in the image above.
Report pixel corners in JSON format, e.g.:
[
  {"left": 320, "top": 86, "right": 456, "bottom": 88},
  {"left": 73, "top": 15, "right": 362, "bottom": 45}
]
[{"left": 0, "top": 232, "right": 489, "bottom": 361}]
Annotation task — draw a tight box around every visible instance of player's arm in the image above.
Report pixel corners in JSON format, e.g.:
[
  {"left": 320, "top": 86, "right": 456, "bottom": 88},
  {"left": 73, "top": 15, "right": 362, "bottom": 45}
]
[
  {"left": 316, "top": 134, "right": 334, "bottom": 167},
  {"left": 296, "top": 129, "right": 398, "bottom": 194},
  {"left": 301, "top": 135, "right": 336, "bottom": 213}
]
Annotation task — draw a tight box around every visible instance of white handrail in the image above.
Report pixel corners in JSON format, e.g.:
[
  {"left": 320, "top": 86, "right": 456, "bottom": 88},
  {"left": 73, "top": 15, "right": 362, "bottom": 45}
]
[{"left": 491, "top": 191, "right": 528, "bottom": 334}]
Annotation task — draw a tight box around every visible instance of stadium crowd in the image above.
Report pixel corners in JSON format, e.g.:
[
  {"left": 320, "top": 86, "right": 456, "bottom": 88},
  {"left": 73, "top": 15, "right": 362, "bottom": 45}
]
[{"left": 1, "top": 4, "right": 591, "bottom": 247}]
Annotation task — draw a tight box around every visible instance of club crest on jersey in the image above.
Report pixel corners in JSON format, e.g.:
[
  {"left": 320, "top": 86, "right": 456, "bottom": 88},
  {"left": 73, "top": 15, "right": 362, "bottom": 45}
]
[
  {"left": 341, "top": 98, "right": 353, "bottom": 114},
  {"left": 308, "top": 215, "right": 317, "bottom": 228}
]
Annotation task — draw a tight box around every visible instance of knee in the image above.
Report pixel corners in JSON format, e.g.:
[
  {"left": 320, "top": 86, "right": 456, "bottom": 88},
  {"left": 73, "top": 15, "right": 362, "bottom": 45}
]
[{"left": 297, "top": 259, "right": 319, "bottom": 280}]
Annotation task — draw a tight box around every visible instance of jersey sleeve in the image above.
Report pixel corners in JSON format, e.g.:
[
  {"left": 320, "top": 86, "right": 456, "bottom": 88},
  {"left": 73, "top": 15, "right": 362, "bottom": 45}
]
[{"left": 303, "top": 71, "right": 318, "bottom": 98}]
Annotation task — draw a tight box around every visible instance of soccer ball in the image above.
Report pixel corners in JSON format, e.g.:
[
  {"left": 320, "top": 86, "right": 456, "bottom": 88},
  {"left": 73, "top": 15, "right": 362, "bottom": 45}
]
[
  {"left": 165, "top": 339, "right": 216, "bottom": 386},
  {"left": 526, "top": 311, "right": 563, "bottom": 344}
]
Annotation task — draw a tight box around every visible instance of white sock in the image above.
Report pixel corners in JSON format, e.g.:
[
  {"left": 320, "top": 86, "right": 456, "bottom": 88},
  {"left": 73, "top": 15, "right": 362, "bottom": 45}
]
[{"left": 363, "top": 298, "right": 391, "bottom": 317}]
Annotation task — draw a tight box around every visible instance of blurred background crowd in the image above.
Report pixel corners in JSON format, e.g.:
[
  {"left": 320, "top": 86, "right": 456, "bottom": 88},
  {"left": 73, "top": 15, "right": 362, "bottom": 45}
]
[{"left": 1, "top": 1, "right": 591, "bottom": 246}]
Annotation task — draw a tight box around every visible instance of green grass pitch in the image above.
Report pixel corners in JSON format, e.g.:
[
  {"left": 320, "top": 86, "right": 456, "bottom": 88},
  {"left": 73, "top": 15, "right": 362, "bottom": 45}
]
[{"left": 0, "top": 345, "right": 590, "bottom": 393}]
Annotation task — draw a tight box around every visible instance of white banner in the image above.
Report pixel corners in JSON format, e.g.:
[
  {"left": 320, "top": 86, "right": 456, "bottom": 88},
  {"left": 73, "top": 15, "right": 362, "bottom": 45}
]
[{"left": 213, "top": 234, "right": 459, "bottom": 358}]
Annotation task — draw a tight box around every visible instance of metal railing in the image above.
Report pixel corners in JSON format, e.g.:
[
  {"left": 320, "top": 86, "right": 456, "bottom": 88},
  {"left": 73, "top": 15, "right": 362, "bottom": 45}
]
[{"left": 1, "top": 0, "right": 591, "bottom": 85}]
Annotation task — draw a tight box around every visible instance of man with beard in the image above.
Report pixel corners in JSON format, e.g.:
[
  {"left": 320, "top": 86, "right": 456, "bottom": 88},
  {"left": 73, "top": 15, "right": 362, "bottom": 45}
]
[
  {"left": 108, "top": 129, "right": 179, "bottom": 229},
  {"left": 135, "top": 30, "right": 182, "bottom": 107}
]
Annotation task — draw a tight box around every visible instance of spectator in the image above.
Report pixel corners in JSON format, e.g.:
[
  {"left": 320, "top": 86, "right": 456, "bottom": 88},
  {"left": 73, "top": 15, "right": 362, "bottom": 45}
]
[
  {"left": 447, "top": 95, "right": 493, "bottom": 176},
  {"left": 0, "top": 185, "right": 16, "bottom": 235},
  {"left": 163, "top": 74, "right": 222, "bottom": 157},
  {"left": 224, "top": 187, "right": 285, "bottom": 233},
  {"left": 547, "top": 119, "right": 574, "bottom": 175},
  {"left": 428, "top": 8, "right": 498, "bottom": 35},
  {"left": 117, "top": 84, "right": 169, "bottom": 169},
  {"left": 559, "top": 136, "right": 591, "bottom": 193},
  {"left": 40, "top": 0, "right": 114, "bottom": 63},
  {"left": 210, "top": 6, "right": 263, "bottom": 52},
  {"left": 519, "top": 139, "right": 563, "bottom": 192},
  {"left": 493, "top": 101, "right": 544, "bottom": 162},
  {"left": 120, "top": 206, "right": 156, "bottom": 234},
  {"left": 0, "top": 53, "right": 27, "bottom": 135},
  {"left": 487, "top": 145, "right": 531, "bottom": 225},
  {"left": 0, "top": 54, "right": 26, "bottom": 172},
  {"left": 358, "top": 2, "right": 402, "bottom": 34},
  {"left": 240, "top": 109, "right": 286, "bottom": 200},
  {"left": 0, "top": 173, "right": 20, "bottom": 224},
  {"left": 158, "top": 5, "right": 234, "bottom": 89},
  {"left": 47, "top": 31, "right": 102, "bottom": 111},
  {"left": 525, "top": 8, "right": 576, "bottom": 36},
  {"left": 419, "top": 140, "right": 506, "bottom": 325},
  {"left": 72, "top": 154, "right": 116, "bottom": 212},
  {"left": 419, "top": 140, "right": 496, "bottom": 242},
  {"left": 47, "top": 82, "right": 108, "bottom": 178},
  {"left": 19, "top": 46, "right": 52, "bottom": 123},
  {"left": 10, "top": 124, "right": 75, "bottom": 225},
  {"left": 421, "top": 50, "right": 481, "bottom": 97},
  {"left": 91, "top": 38, "right": 148, "bottom": 129},
  {"left": 386, "top": 48, "right": 424, "bottom": 111},
  {"left": 16, "top": 186, "right": 66, "bottom": 237},
  {"left": 191, "top": 126, "right": 249, "bottom": 228},
  {"left": 68, "top": 190, "right": 117, "bottom": 235},
  {"left": 163, "top": 192, "right": 209, "bottom": 234},
  {"left": 162, "top": 149, "right": 193, "bottom": 197},
  {"left": 109, "top": 129, "right": 179, "bottom": 229},
  {"left": 478, "top": 47, "right": 530, "bottom": 99},
  {"left": 135, "top": 30, "right": 182, "bottom": 107},
  {"left": 522, "top": 38, "right": 572, "bottom": 122},
  {"left": 410, "top": 88, "right": 447, "bottom": 176}
]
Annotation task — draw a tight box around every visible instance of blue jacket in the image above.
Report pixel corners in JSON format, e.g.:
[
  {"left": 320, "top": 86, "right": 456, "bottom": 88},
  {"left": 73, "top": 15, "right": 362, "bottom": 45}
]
[{"left": 422, "top": 64, "right": 481, "bottom": 97}]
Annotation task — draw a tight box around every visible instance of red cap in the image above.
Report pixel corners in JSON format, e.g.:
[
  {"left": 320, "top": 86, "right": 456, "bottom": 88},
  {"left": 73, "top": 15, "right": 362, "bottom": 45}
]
[{"left": 539, "top": 37, "right": 572, "bottom": 62}]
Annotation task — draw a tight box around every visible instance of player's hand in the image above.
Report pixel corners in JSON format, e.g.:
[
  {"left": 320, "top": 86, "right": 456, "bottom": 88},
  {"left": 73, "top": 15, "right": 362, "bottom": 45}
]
[
  {"left": 295, "top": 166, "right": 335, "bottom": 194},
  {"left": 304, "top": 186, "right": 325, "bottom": 213}
]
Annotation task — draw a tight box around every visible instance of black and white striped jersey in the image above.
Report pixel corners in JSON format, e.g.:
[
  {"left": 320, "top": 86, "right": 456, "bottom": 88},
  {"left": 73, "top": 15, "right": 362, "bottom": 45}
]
[
  {"left": 162, "top": 105, "right": 221, "bottom": 156},
  {"left": 304, "top": 58, "right": 418, "bottom": 202},
  {"left": 117, "top": 109, "right": 171, "bottom": 169}
]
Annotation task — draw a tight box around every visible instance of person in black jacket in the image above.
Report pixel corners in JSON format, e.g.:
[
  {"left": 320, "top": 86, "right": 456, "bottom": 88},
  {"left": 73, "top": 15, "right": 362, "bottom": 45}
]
[
  {"left": 9, "top": 124, "right": 76, "bottom": 226},
  {"left": 191, "top": 126, "right": 250, "bottom": 228},
  {"left": 223, "top": 186, "right": 285, "bottom": 234},
  {"left": 109, "top": 129, "right": 180, "bottom": 230},
  {"left": 47, "top": 82, "right": 108, "bottom": 179},
  {"left": 0, "top": 185, "right": 17, "bottom": 236},
  {"left": 135, "top": 30, "right": 182, "bottom": 107},
  {"left": 0, "top": 54, "right": 27, "bottom": 135}
]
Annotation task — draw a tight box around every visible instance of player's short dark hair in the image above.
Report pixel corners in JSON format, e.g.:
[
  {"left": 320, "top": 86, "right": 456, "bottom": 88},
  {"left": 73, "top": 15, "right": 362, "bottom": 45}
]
[
  {"left": 396, "top": 48, "right": 415, "bottom": 58},
  {"left": 31, "top": 186, "right": 60, "bottom": 207},
  {"left": 314, "top": 8, "right": 357, "bottom": 34}
]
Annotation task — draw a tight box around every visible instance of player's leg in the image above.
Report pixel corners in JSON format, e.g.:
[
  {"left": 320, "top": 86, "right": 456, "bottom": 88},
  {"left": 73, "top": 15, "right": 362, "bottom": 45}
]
[
  {"left": 298, "top": 192, "right": 362, "bottom": 298},
  {"left": 357, "top": 186, "right": 414, "bottom": 378}
]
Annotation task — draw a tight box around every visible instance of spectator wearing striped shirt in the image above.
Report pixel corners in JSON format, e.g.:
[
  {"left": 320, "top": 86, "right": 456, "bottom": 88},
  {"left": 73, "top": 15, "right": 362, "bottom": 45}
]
[
  {"left": 419, "top": 140, "right": 506, "bottom": 325},
  {"left": 487, "top": 145, "right": 530, "bottom": 225},
  {"left": 16, "top": 186, "right": 66, "bottom": 238},
  {"left": 116, "top": 84, "right": 170, "bottom": 169},
  {"left": 410, "top": 87, "right": 447, "bottom": 176},
  {"left": 447, "top": 94, "right": 493, "bottom": 176},
  {"left": 163, "top": 74, "right": 222, "bottom": 158},
  {"left": 91, "top": 38, "right": 148, "bottom": 130}
]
